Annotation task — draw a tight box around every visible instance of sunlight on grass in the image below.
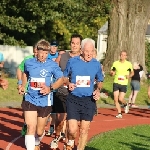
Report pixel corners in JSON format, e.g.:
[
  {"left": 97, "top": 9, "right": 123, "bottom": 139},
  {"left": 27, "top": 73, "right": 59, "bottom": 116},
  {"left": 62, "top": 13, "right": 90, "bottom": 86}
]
[
  {"left": 85, "top": 125, "right": 150, "bottom": 150},
  {"left": 0, "top": 78, "right": 22, "bottom": 102}
]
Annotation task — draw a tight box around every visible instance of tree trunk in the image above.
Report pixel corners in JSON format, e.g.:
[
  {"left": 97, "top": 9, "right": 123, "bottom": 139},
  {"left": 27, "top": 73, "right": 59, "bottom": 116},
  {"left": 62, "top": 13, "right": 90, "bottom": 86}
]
[{"left": 103, "top": 0, "right": 150, "bottom": 72}]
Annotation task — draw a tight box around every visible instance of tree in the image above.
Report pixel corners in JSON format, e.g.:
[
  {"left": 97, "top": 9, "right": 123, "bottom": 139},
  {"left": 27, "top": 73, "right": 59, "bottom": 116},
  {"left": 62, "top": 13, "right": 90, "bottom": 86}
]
[
  {"left": 0, "top": 0, "right": 110, "bottom": 48},
  {"left": 103, "top": 0, "right": 150, "bottom": 72}
]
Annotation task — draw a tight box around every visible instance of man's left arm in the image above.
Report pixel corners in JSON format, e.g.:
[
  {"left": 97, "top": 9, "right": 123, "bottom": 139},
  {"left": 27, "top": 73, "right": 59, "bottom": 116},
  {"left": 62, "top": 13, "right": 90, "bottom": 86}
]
[
  {"left": 93, "top": 63, "right": 104, "bottom": 100},
  {"left": 126, "top": 63, "right": 134, "bottom": 79}
]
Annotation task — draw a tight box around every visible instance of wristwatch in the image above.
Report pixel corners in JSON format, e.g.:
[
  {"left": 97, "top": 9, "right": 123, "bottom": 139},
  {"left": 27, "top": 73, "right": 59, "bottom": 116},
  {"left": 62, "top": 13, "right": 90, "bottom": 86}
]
[{"left": 50, "top": 85, "right": 54, "bottom": 92}]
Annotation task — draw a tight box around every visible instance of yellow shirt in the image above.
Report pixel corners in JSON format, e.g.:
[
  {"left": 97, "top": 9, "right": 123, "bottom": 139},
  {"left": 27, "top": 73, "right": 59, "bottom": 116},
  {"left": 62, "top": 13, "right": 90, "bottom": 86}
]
[{"left": 111, "top": 60, "right": 133, "bottom": 85}]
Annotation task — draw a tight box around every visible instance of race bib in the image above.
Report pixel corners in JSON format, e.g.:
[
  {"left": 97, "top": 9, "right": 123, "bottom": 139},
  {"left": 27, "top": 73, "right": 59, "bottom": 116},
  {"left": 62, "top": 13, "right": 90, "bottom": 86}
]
[
  {"left": 76, "top": 76, "right": 90, "bottom": 87},
  {"left": 118, "top": 75, "right": 125, "bottom": 82},
  {"left": 30, "top": 77, "right": 45, "bottom": 90}
]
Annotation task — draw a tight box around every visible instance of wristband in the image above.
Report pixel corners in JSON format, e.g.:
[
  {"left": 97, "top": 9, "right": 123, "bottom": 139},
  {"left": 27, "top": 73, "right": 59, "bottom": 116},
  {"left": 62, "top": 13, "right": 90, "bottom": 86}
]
[
  {"left": 50, "top": 85, "right": 54, "bottom": 92},
  {"left": 17, "top": 80, "right": 22, "bottom": 85}
]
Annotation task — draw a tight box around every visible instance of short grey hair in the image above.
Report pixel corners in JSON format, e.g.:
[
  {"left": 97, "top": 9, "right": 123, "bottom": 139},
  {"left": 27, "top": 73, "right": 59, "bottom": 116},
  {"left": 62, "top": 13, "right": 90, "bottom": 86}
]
[{"left": 81, "top": 38, "right": 95, "bottom": 50}]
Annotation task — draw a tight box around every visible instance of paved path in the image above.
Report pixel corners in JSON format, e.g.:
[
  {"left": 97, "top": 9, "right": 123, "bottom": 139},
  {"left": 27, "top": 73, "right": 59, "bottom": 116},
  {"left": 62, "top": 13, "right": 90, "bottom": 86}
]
[{"left": 1, "top": 107, "right": 150, "bottom": 150}]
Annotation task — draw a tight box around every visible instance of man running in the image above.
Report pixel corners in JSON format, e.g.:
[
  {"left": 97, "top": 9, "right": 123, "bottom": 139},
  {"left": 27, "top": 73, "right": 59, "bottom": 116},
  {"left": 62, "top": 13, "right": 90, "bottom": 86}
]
[
  {"left": 110, "top": 50, "right": 134, "bottom": 118},
  {"left": 19, "top": 39, "right": 64, "bottom": 150},
  {"left": 63, "top": 38, "right": 104, "bottom": 150},
  {"left": 50, "top": 34, "right": 82, "bottom": 149}
]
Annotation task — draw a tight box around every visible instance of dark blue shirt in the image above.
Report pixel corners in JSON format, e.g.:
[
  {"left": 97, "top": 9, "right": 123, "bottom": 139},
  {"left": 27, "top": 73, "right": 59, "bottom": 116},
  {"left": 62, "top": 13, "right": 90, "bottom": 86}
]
[{"left": 64, "top": 56, "right": 104, "bottom": 97}]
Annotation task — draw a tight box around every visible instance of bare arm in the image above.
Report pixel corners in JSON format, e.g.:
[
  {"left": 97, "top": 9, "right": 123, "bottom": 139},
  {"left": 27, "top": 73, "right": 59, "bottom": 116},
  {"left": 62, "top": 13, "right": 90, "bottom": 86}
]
[
  {"left": 55, "top": 54, "right": 61, "bottom": 65},
  {"left": 16, "top": 68, "right": 22, "bottom": 81},
  {"left": 51, "top": 77, "right": 64, "bottom": 90},
  {"left": 40, "top": 77, "right": 64, "bottom": 95},
  {"left": 0, "top": 61, "right": 4, "bottom": 68},
  {"left": 18, "top": 72, "right": 27, "bottom": 94}
]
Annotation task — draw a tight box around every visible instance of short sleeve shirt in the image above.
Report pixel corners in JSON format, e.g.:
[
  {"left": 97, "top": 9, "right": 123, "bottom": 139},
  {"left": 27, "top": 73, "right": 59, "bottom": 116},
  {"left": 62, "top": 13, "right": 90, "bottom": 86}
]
[
  {"left": 24, "top": 58, "right": 63, "bottom": 107},
  {"left": 18, "top": 55, "right": 34, "bottom": 72},
  {"left": 111, "top": 60, "right": 133, "bottom": 85},
  {"left": 64, "top": 56, "right": 104, "bottom": 97}
]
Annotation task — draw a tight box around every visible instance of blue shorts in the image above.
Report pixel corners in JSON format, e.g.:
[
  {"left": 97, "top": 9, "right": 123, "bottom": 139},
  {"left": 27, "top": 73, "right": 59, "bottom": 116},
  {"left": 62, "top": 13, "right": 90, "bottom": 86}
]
[
  {"left": 130, "top": 80, "right": 140, "bottom": 91},
  {"left": 66, "top": 93, "right": 96, "bottom": 121}
]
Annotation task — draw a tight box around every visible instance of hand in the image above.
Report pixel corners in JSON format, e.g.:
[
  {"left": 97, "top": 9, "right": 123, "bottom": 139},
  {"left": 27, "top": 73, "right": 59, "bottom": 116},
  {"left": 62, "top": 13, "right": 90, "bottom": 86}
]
[
  {"left": 68, "top": 83, "right": 76, "bottom": 91},
  {"left": 18, "top": 86, "right": 25, "bottom": 95},
  {"left": 125, "top": 75, "right": 130, "bottom": 79},
  {"left": 40, "top": 84, "right": 50, "bottom": 95},
  {"left": 0, "top": 64, "right": 3, "bottom": 68},
  {"left": 17, "top": 84, "right": 22, "bottom": 90},
  {"left": 93, "top": 89, "right": 100, "bottom": 101},
  {"left": 0, "top": 79, "right": 8, "bottom": 90},
  {"left": 110, "top": 71, "right": 115, "bottom": 76}
]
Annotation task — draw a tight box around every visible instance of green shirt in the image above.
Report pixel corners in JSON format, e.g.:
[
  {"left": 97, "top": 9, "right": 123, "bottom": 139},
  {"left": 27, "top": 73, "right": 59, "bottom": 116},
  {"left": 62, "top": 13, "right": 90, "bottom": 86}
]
[
  {"left": 111, "top": 60, "right": 133, "bottom": 85},
  {"left": 18, "top": 55, "right": 34, "bottom": 72},
  {"left": 18, "top": 55, "right": 34, "bottom": 90}
]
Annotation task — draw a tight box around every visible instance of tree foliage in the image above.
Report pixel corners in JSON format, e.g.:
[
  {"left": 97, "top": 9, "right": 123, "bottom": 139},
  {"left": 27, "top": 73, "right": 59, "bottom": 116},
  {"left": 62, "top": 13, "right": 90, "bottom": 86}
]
[{"left": 0, "top": 0, "right": 110, "bottom": 48}]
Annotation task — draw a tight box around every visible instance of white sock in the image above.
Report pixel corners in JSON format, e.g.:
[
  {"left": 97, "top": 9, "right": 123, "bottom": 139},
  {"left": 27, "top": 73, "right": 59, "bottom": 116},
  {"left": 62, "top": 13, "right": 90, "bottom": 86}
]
[
  {"left": 35, "top": 130, "right": 45, "bottom": 146},
  {"left": 25, "top": 135, "right": 35, "bottom": 150}
]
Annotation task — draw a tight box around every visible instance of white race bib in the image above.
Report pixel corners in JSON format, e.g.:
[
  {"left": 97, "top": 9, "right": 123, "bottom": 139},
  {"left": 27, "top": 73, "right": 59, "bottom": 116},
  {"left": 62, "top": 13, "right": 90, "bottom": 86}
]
[
  {"left": 118, "top": 75, "right": 125, "bottom": 82},
  {"left": 30, "top": 77, "right": 45, "bottom": 90},
  {"left": 76, "top": 76, "right": 90, "bottom": 87}
]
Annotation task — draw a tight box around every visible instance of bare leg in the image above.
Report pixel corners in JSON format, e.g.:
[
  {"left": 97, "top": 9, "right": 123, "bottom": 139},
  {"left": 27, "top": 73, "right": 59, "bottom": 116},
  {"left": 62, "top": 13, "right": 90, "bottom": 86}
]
[
  {"left": 131, "top": 91, "right": 139, "bottom": 104},
  {"left": 129, "top": 90, "right": 133, "bottom": 104},
  {"left": 77, "top": 120, "right": 90, "bottom": 150},
  {"left": 114, "top": 91, "right": 121, "bottom": 113}
]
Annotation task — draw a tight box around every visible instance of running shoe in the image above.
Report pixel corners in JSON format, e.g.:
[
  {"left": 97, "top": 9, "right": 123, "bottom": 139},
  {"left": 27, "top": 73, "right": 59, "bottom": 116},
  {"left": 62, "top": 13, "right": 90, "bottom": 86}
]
[
  {"left": 34, "top": 145, "right": 40, "bottom": 150},
  {"left": 124, "top": 103, "right": 129, "bottom": 113},
  {"left": 50, "top": 136, "right": 62, "bottom": 149},
  {"left": 63, "top": 140, "right": 74, "bottom": 150},
  {"left": 116, "top": 114, "right": 122, "bottom": 118},
  {"left": 21, "top": 124, "right": 27, "bottom": 136},
  {"left": 131, "top": 104, "right": 138, "bottom": 108},
  {"left": 60, "top": 132, "right": 66, "bottom": 141}
]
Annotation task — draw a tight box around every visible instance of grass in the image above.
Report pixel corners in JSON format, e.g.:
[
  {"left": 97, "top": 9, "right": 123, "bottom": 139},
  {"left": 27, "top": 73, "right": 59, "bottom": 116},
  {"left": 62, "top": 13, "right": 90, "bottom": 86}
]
[
  {"left": 85, "top": 124, "right": 150, "bottom": 150},
  {"left": 0, "top": 75, "right": 150, "bottom": 106},
  {"left": 0, "top": 78, "right": 22, "bottom": 102}
]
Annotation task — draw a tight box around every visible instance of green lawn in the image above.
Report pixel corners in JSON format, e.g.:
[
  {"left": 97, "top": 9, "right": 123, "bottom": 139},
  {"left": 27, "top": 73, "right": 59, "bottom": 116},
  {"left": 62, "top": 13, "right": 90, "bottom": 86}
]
[
  {"left": 0, "top": 78, "right": 22, "bottom": 102},
  {"left": 85, "top": 125, "right": 150, "bottom": 150}
]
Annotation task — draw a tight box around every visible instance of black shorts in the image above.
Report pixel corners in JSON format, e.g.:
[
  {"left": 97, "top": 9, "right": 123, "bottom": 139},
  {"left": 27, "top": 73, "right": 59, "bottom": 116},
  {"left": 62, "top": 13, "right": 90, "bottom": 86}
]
[
  {"left": 113, "top": 83, "right": 127, "bottom": 93},
  {"left": 21, "top": 101, "right": 52, "bottom": 118},
  {"left": 53, "top": 92, "right": 67, "bottom": 113},
  {"left": 66, "top": 93, "right": 96, "bottom": 121}
]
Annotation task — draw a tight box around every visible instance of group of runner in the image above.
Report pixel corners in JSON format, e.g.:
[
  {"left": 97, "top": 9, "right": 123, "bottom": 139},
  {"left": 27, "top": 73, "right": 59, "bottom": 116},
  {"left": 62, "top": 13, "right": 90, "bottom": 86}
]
[{"left": 16, "top": 34, "right": 137, "bottom": 150}]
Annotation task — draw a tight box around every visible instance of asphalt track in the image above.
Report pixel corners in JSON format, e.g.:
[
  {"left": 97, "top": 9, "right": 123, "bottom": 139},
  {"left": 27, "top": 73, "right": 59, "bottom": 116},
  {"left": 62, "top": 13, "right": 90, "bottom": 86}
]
[{"left": 1, "top": 107, "right": 150, "bottom": 150}]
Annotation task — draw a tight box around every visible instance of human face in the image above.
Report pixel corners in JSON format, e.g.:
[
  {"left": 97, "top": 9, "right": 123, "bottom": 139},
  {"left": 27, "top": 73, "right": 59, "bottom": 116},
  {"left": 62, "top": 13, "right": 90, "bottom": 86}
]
[
  {"left": 37, "top": 50, "right": 49, "bottom": 62},
  {"left": 70, "top": 37, "right": 81, "bottom": 54},
  {"left": 93, "top": 50, "right": 97, "bottom": 59},
  {"left": 33, "top": 48, "right": 38, "bottom": 57},
  {"left": 50, "top": 46, "right": 58, "bottom": 54},
  {"left": 120, "top": 51, "right": 127, "bottom": 61},
  {"left": 82, "top": 43, "right": 94, "bottom": 62}
]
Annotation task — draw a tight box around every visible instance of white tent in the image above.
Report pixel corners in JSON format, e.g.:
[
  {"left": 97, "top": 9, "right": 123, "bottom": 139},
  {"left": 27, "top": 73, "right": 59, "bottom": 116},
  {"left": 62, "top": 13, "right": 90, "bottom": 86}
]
[{"left": 97, "top": 21, "right": 108, "bottom": 61}]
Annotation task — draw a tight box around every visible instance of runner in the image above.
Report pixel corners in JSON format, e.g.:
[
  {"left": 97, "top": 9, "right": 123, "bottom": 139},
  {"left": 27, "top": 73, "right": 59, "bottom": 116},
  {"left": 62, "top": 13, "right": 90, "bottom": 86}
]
[
  {"left": 18, "top": 39, "right": 64, "bottom": 150},
  {"left": 47, "top": 40, "right": 59, "bottom": 61},
  {"left": 50, "top": 34, "right": 82, "bottom": 149},
  {"left": 63, "top": 38, "right": 104, "bottom": 150},
  {"left": 110, "top": 50, "right": 134, "bottom": 118},
  {"left": 46, "top": 40, "right": 59, "bottom": 136}
]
